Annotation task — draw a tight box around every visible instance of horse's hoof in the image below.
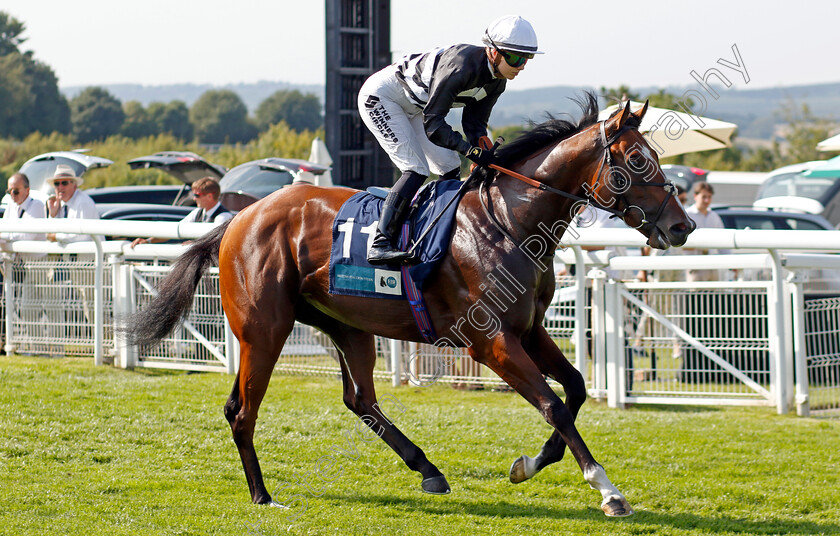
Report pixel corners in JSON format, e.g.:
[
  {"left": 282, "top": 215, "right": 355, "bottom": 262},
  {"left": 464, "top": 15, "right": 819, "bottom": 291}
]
[
  {"left": 268, "top": 501, "right": 289, "bottom": 509},
  {"left": 601, "top": 495, "right": 634, "bottom": 517},
  {"left": 509, "top": 455, "right": 537, "bottom": 484},
  {"left": 421, "top": 475, "right": 451, "bottom": 495}
]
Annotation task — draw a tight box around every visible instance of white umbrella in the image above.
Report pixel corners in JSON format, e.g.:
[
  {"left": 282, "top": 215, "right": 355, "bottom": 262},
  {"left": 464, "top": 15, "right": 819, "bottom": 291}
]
[
  {"left": 817, "top": 133, "right": 840, "bottom": 152},
  {"left": 598, "top": 101, "right": 738, "bottom": 158}
]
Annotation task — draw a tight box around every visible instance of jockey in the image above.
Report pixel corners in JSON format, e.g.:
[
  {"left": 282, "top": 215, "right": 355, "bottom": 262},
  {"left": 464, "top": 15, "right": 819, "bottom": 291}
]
[{"left": 358, "top": 15, "right": 543, "bottom": 265}]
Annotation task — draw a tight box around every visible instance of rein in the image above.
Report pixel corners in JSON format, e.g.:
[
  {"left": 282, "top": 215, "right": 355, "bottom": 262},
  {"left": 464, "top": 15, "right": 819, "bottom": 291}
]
[{"left": 482, "top": 121, "right": 676, "bottom": 249}]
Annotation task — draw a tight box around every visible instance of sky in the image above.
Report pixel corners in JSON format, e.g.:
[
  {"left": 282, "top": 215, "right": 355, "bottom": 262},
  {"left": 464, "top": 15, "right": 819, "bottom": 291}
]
[{"left": 2, "top": 0, "right": 836, "bottom": 92}]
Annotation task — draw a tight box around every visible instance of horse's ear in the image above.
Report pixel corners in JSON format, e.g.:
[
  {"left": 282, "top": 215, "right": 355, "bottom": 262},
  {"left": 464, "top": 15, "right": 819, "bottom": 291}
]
[
  {"left": 632, "top": 100, "right": 650, "bottom": 123},
  {"left": 616, "top": 100, "right": 632, "bottom": 129}
]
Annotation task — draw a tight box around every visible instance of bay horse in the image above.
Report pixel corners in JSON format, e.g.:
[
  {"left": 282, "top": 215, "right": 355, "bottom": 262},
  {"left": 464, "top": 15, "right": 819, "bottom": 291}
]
[{"left": 127, "top": 95, "right": 694, "bottom": 517}]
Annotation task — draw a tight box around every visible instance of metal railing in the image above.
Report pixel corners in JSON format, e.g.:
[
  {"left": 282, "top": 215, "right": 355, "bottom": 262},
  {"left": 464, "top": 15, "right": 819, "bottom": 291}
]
[{"left": 1, "top": 219, "right": 839, "bottom": 416}]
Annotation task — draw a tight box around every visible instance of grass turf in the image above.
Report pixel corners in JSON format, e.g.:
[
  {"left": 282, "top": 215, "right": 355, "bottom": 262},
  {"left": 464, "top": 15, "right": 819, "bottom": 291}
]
[{"left": 0, "top": 355, "right": 838, "bottom": 535}]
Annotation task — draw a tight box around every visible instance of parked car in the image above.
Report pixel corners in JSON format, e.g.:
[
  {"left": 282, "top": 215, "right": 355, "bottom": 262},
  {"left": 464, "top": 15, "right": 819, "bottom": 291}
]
[
  {"left": 712, "top": 206, "right": 835, "bottom": 231},
  {"left": 87, "top": 185, "right": 188, "bottom": 206},
  {"left": 660, "top": 164, "right": 708, "bottom": 194},
  {"left": 6, "top": 150, "right": 113, "bottom": 204},
  {"left": 86, "top": 151, "right": 228, "bottom": 207},
  {"left": 711, "top": 205, "right": 839, "bottom": 295},
  {"left": 219, "top": 158, "right": 331, "bottom": 211},
  {"left": 95, "top": 203, "right": 194, "bottom": 222},
  {"left": 753, "top": 160, "right": 840, "bottom": 227}
]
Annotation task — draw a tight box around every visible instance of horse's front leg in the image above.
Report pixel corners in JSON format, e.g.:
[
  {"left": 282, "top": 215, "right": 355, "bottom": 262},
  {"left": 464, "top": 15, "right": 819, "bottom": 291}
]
[
  {"left": 473, "top": 331, "right": 633, "bottom": 517},
  {"left": 509, "top": 326, "right": 586, "bottom": 484}
]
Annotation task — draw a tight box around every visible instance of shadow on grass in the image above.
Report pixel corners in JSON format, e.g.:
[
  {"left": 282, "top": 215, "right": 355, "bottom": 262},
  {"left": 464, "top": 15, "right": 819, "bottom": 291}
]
[{"left": 318, "top": 492, "right": 839, "bottom": 534}]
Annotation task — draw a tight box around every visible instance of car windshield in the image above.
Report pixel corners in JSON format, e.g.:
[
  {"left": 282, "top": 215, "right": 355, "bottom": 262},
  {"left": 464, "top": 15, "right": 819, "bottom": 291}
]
[
  {"left": 220, "top": 165, "right": 294, "bottom": 199},
  {"left": 756, "top": 172, "right": 840, "bottom": 202}
]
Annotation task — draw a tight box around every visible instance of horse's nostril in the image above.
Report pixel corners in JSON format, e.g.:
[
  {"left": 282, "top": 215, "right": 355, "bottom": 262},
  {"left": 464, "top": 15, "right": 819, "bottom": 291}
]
[{"left": 670, "top": 222, "right": 692, "bottom": 237}]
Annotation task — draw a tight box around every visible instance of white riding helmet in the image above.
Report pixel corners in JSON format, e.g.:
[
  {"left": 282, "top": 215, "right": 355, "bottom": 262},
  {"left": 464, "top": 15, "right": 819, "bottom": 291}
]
[{"left": 482, "top": 15, "right": 543, "bottom": 55}]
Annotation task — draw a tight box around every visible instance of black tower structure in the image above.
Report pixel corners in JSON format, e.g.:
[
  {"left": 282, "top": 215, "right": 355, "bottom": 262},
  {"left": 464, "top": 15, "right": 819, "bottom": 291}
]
[{"left": 325, "top": 0, "right": 394, "bottom": 189}]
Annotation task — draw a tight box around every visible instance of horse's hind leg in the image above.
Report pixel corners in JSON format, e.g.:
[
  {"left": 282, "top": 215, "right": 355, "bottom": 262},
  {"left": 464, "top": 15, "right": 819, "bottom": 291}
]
[
  {"left": 321, "top": 321, "right": 449, "bottom": 494},
  {"left": 224, "top": 327, "right": 291, "bottom": 505},
  {"left": 510, "top": 326, "right": 587, "bottom": 484}
]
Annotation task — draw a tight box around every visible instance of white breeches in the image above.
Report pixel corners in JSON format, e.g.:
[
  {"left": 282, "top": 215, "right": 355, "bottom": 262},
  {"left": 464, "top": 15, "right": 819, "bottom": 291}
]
[{"left": 358, "top": 66, "right": 461, "bottom": 177}]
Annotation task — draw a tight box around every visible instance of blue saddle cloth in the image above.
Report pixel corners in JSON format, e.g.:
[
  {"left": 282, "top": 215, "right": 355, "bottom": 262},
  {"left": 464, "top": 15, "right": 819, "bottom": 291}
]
[{"left": 329, "top": 180, "right": 463, "bottom": 299}]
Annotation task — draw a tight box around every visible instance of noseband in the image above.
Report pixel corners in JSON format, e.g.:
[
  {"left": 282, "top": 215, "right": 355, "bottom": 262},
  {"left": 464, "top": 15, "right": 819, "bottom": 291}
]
[{"left": 481, "top": 120, "right": 676, "bottom": 249}]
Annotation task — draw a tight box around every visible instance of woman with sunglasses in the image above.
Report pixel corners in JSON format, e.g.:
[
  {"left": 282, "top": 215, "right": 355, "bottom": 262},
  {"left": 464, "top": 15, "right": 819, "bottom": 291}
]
[{"left": 358, "top": 14, "right": 542, "bottom": 265}]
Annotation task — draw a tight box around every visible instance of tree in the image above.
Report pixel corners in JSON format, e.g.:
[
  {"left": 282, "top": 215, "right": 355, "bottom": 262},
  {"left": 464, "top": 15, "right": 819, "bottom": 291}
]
[
  {"left": 190, "top": 90, "right": 256, "bottom": 144},
  {"left": 773, "top": 100, "right": 835, "bottom": 165},
  {"left": 254, "top": 89, "right": 322, "bottom": 132},
  {"left": 23, "top": 56, "right": 71, "bottom": 135},
  {"left": 121, "top": 101, "right": 157, "bottom": 139},
  {"left": 148, "top": 100, "right": 193, "bottom": 140},
  {"left": 0, "top": 12, "right": 26, "bottom": 56},
  {"left": 599, "top": 85, "right": 640, "bottom": 105},
  {"left": 0, "top": 53, "right": 32, "bottom": 138},
  {"left": 70, "top": 87, "right": 125, "bottom": 143},
  {"left": 644, "top": 88, "right": 693, "bottom": 110},
  {"left": 0, "top": 11, "right": 70, "bottom": 138}
]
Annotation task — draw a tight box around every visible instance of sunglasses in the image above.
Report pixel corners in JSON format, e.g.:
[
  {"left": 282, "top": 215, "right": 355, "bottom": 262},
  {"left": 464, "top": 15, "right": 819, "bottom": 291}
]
[
  {"left": 54, "top": 180, "right": 73, "bottom": 187},
  {"left": 497, "top": 48, "right": 533, "bottom": 68},
  {"left": 6, "top": 188, "right": 22, "bottom": 195},
  {"left": 192, "top": 191, "right": 205, "bottom": 198}
]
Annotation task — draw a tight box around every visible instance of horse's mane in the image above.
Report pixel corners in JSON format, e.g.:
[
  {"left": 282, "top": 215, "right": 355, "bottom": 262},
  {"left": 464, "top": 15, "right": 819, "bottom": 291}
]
[
  {"left": 492, "top": 92, "right": 600, "bottom": 168},
  {"left": 478, "top": 91, "right": 642, "bottom": 178}
]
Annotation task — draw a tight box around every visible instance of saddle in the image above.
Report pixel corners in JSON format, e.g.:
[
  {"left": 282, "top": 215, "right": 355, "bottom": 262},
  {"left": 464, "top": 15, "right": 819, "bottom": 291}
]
[{"left": 328, "top": 179, "right": 464, "bottom": 300}]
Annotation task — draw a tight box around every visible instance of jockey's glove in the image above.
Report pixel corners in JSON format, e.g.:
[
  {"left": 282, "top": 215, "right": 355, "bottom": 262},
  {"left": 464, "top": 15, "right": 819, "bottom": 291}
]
[{"left": 465, "top": 145, "right": 497, "bottom": 168}]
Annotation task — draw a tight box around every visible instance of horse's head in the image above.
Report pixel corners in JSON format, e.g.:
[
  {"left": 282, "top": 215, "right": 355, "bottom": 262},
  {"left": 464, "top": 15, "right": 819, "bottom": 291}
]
[{"left": 585, "top": 101, "right": 695, "bottom": 249}]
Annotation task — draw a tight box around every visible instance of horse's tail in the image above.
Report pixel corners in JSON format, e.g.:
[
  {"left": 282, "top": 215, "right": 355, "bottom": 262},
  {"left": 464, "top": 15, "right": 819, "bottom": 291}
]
[{"left": 123, "top": 221, "right": 231, "bottom": 348}]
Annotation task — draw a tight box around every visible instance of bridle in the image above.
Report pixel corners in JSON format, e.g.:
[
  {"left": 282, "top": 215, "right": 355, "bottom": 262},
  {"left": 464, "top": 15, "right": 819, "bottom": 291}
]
[{"left": 480, "top": 120, "right": 677, "bottom": 250}]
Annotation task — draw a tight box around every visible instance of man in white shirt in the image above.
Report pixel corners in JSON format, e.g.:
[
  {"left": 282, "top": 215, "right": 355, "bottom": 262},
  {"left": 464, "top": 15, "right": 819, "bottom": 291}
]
[
  {"left": 130, "top": 176, "right": 231, "bottom": 248},
  {"left": 684, "top": 181, "right": 725, "bottom": 282},
  {"left": 1, "top": 172, "right": 48, "bottom": 348},
  {"left": 182, "top": 176, "right": 233, "bottom": 224},
  {"left": 1, "top": 173, "right": 46, "bottom": 241},
  {"left": 45, "top": 165, "right": 99, "bottom": 243}
]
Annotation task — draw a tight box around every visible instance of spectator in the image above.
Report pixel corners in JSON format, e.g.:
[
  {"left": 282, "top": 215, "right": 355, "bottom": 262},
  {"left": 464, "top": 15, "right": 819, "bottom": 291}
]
[
  {"left": 1, "top": 172, "right": 47, "bottom": 350},
  {"left": 684, "top": 181, "right": 725, "bottom": 282},
  {"left": 131, "top": 176, "right": 231, "bottom": 248},
  {"left": 46, "top": 165, "right": 99, "bottom": 243},
  {"left": 1, "top": 173, "right": 46, "bottom": 242}
]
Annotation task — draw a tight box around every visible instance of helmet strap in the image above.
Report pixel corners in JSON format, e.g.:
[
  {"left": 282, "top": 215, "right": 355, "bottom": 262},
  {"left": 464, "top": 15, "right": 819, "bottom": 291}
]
[{"left": 486, "top": 47, "right": 503, "bottom": 78}]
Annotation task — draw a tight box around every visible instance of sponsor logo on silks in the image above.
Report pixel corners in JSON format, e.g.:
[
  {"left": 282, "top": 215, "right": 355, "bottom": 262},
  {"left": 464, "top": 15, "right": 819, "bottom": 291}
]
[
  {"left": 364, "top": 95, "right": 398, "bottom": 143},
  {"left": 374, "top": 269, "right": 401, "bottom": 296}
]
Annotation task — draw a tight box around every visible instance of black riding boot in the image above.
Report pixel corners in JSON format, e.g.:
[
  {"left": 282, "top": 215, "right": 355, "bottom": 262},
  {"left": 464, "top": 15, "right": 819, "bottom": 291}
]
[{"left": 367, "top": 191, "right": 416, "bottom": 265}]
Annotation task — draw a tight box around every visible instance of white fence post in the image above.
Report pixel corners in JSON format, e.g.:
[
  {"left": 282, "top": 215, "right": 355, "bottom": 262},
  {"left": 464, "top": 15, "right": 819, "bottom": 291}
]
[
  {"left": 605, "top": 278, "right": 625, "bottom": 409},
  {"left": 572, "top": 246, "right": 588, "bottom": 373},
  {"left": 112, "top": 257, "right": 137, "bottom": 369},
  {"left": 3, "top": 253, "right": 15, "bottom": 355},
  {"left": 768, "top": 250, "right": 790, "bottom": 414},
  {"left": 589, "top": 269, "right": 607, "bottom": 400},
  {"left": 223, "top": 314, "right": 239, "bottom": 374},
  {"left": 789, "top": 274, "right": 810, "bottom": 417},
  {"left": 92, "top": 236, "right": 104, "bottom": 367},
  {"left": 390, "top": 338, "right": 401, "bottom": 387}
]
